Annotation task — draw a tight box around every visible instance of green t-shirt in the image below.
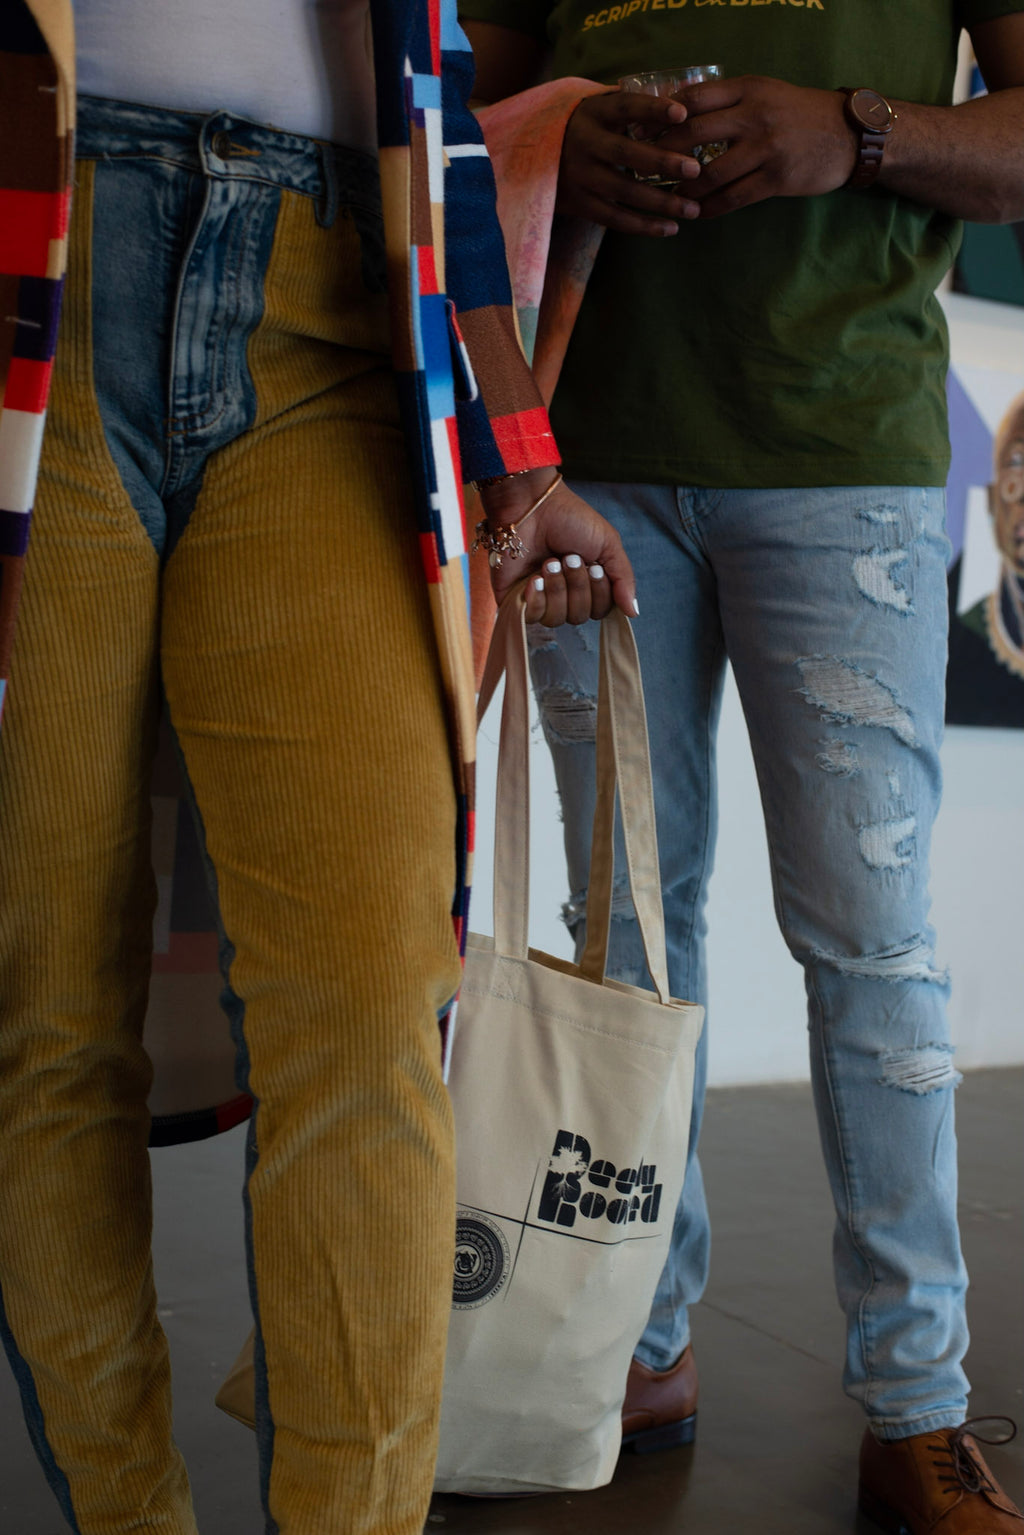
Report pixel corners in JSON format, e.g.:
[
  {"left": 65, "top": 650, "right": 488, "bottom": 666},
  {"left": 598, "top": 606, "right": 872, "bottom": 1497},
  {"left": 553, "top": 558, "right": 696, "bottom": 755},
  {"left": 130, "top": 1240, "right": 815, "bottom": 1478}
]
[{"left": 459, "top": 0, "right": 1023, "bottom": 486}]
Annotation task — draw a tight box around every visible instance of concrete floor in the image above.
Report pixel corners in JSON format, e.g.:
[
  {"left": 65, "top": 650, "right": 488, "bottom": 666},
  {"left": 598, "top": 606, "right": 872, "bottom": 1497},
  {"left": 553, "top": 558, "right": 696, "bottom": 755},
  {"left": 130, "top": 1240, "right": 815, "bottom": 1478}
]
[{"left": 3, "top": 1069, "right": 1022, "bottom": 1534}]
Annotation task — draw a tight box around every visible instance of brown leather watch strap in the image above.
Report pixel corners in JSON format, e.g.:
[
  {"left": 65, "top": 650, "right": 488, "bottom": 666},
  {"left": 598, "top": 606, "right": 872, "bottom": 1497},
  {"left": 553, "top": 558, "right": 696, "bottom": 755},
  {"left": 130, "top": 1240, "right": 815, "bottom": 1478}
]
[{"left": 839, "top": 87, "right": 897, "bottom": 190}]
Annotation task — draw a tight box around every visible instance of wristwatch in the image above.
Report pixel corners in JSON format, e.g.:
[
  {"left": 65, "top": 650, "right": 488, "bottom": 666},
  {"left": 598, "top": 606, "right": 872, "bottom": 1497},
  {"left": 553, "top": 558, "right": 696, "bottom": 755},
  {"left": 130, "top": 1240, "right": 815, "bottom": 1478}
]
[{"left": 839, "top": 87, "right": 897, "bottom": 190}]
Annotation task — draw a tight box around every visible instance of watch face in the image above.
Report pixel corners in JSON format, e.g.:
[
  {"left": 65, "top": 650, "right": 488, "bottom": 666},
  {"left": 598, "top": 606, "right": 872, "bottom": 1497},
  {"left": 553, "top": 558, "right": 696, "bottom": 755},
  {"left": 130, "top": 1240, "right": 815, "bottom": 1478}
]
[{"left": 850, "top": 88, "right": 894, "bottom": 133}]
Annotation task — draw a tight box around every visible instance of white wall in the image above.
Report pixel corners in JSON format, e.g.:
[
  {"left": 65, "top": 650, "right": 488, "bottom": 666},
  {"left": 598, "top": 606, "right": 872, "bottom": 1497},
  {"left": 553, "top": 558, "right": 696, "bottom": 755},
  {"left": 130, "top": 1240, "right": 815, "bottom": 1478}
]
[{"left": 473, "top": 292, "right": 1024, "bottom": 1088}]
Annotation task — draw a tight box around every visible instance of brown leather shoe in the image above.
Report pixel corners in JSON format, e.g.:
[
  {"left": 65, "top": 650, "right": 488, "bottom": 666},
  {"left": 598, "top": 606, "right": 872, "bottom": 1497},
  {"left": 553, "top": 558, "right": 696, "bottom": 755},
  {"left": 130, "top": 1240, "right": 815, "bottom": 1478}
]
[
  {"left": 859, "top": 1418, "right": 1024, "bottom": 1533},
  {"left": 620, "top": 1346, "right": 698, "bottom": 1454}
]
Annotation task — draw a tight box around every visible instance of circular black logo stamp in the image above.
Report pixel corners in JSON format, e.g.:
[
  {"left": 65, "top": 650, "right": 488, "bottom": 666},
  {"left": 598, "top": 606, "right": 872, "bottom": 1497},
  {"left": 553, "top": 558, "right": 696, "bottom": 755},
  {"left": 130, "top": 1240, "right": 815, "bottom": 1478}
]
[{"left": 452, "top": 1210, "right": 510, "bottom": 1309}]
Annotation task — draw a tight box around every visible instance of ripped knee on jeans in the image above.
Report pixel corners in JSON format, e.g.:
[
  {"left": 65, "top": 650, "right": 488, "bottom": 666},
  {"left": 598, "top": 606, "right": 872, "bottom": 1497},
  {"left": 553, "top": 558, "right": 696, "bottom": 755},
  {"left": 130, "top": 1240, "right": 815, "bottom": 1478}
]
[
  {"left": 876, "top": 1043, "right": 962, "bottom": 1095},
  {"left": 810, "top": 935, "right": 948, "bottom": 988},
  {"left": 537, "top": 683, "right": 597, "bottom": 747},
  {"left": 810, "top": 938, "right": 957, "bottom": 1093}
]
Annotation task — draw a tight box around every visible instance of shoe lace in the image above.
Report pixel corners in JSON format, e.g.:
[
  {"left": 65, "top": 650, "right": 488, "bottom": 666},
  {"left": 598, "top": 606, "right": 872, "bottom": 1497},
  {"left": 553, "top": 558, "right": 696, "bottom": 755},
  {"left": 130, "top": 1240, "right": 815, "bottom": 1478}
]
[{"left": 931, "top": 1416, "right": 1018, "bottom": 1500}]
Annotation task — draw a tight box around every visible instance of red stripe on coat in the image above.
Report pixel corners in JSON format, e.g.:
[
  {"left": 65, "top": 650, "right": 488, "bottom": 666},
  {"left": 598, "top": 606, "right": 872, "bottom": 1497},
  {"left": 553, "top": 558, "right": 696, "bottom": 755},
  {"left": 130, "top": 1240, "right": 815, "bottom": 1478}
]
[
  {"left": 0, "top": 189, "right": 68, "bottom": 277},
  {"left": 3, "top": 356, "right": 52, "bottom": 414},
  {"left": 428, "top": 0, "right": 441, "bottom": 74},
  {"left": 418, "top": 243, "right": 439, "bottom": 294},
  {"left": 420, "top": 530, "right": 441, "bottom": 583},
  {"left": 490, "top": 407, "right": 558, "bottom": 472}
]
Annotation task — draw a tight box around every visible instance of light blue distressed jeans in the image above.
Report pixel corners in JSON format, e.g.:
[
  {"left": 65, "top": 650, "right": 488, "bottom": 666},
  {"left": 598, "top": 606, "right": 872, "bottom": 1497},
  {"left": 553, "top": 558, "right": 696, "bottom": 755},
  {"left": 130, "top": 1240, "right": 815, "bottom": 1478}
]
[{"left": 528, "top": 481, "right": 970, "bottom": 1440}]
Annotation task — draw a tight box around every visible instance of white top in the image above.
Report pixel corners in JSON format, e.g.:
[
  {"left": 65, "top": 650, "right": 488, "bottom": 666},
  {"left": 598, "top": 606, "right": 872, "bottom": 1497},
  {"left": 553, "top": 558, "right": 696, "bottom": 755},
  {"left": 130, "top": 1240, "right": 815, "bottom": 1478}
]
[{"left": 74, "top": 0, "right": 377, "bottom": 152}]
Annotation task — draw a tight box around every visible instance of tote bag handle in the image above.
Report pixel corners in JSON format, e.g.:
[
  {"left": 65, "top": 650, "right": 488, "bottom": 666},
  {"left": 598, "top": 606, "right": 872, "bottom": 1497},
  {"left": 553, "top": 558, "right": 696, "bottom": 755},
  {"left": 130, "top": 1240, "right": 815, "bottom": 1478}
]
[
  {"left": 476, "top": 587, "right": 671, "bottom": 1005},
  {"left": 579, "top": 605, "right": 671, "bottom": 1004}
]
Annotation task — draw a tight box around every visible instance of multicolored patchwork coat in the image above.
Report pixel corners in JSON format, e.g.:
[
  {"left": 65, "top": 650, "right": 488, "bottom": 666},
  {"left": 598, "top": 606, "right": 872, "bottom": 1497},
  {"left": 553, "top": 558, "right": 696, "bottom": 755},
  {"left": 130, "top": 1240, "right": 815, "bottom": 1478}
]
[{"left": 0, "top": 0, "right": 559, "bottom": 966}]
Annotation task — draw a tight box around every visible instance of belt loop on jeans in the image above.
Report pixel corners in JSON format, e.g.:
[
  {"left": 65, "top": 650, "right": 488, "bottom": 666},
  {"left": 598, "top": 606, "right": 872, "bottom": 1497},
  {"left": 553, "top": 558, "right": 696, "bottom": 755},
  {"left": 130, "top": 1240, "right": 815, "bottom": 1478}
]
[{"left": 316, "top": 142, "right": 339, "bottom": 229}]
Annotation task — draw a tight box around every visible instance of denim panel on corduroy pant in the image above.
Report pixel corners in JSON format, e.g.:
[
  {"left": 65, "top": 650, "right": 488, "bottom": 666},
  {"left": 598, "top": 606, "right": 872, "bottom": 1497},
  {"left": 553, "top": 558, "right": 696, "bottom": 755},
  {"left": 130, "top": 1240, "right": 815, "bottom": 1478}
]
[
  {"left": 529, "top": 478, "right": 970, "bottom": 1440},
  {"left": 0, "top": 97, "right": 461, "bottom": 1535}
]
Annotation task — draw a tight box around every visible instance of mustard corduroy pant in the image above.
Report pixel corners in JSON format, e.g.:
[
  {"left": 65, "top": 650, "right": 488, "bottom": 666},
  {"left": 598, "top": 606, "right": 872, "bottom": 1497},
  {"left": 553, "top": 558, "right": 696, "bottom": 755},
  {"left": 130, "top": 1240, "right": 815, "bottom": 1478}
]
[{"left": 0, "top": 102, "right": 460, "bottom": 1535}]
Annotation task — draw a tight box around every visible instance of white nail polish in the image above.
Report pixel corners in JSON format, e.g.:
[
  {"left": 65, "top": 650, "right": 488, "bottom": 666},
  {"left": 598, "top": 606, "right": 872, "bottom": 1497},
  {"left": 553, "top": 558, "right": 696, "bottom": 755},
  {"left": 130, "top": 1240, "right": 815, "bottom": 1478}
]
[
  {"left": 564, "top": 553, "right": 583, "bottom": 569},
  {"left": 533, "top": 576, "right": 545, "bottom": 592},
  {"left": 588, "top": 564, "right": 605, "bottom": 581},
  {"left": 632, "top": 597, "right": 640, "bottom": 616},
  {"left": 545, "top": 560, "right": 562, "bottom": 575}
]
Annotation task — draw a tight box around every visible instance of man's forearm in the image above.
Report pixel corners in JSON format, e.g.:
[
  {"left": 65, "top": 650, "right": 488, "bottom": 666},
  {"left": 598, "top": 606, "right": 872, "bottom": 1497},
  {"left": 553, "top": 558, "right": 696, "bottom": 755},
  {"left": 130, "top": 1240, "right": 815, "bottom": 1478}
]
[
  {"left": 877, "top": 88, "right": 1024, "bottom": 224},
  {"left": 878, "top": 11, "right": 1024, "bottom": 224}
]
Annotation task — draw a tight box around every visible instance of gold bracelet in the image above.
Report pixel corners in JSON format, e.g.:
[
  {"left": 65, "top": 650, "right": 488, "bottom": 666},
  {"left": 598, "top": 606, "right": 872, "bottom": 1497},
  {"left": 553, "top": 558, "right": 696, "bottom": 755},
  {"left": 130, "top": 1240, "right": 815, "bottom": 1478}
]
[{"left": 470, "top": 472, "right": 564, "bottom": 569}]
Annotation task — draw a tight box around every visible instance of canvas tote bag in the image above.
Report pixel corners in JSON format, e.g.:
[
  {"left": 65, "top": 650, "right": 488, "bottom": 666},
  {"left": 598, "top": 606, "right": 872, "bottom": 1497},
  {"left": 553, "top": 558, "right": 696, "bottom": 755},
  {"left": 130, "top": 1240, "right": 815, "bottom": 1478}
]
[{"left": 433, "top": 588, "right": 703, "bottom": 1496}]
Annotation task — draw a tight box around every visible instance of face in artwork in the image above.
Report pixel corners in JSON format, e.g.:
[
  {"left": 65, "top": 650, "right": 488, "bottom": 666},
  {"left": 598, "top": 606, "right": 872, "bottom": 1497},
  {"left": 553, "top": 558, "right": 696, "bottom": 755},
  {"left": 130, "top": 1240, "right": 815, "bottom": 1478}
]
[{"left": 991, "top": 396, "right": 1024, "bottom": 578}]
